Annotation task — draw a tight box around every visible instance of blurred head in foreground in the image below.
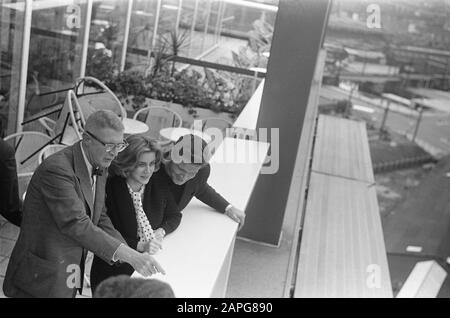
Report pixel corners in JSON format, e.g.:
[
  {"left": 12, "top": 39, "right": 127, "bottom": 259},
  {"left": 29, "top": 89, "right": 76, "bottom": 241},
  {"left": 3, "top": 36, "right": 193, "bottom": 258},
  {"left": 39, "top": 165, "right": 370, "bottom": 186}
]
[{"left": 93, "top": 275, "right": 175, "bottom": 298}]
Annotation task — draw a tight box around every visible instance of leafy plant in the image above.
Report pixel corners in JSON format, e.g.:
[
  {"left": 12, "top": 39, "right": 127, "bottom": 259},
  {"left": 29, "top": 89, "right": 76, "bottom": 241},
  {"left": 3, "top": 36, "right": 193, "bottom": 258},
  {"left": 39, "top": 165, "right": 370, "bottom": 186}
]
[
  {"left": 160, "top": 30, "right": 190, "bottom": 76},
  {"left": 248, "top": 16, "right": 273, "bottom": 55},
  {"left": 106, "top": 28, "right": 249, "bottom": 114},
  {"left": 229, "top": 13, "right": 274, "bottom": 70},
  {"left": 105, "top": 70, "right": 148, "bottom": 109},
  {"left": 86, "top": 47, "right": 118, "bottom": 82}
]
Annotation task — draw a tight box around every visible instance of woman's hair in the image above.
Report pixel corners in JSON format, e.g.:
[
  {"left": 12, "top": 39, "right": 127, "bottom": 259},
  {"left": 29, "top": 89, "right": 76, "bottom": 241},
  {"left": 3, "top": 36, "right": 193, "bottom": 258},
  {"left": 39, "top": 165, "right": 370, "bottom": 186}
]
[{"left": 110, "top": 134, "right": 161, "bottom": 178}]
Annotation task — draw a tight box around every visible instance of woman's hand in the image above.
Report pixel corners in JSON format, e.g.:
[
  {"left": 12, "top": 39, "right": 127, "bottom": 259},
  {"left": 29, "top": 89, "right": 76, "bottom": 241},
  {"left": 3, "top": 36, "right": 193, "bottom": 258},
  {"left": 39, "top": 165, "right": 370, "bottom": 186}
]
[
  {"left": 139, "top": 238, "right": 163, "bottom": 255},
  {"left": 148, "top": 238, "right": 163, "bottom": 255},
  {"left": 137, "top": 229, "right": 165, "bottom": 254},
  {"left": 154, "top": 228, "right": 166, "bottom": 241},
  {"left": 115, "top": 244, "right": 165, "bottom": 276}
]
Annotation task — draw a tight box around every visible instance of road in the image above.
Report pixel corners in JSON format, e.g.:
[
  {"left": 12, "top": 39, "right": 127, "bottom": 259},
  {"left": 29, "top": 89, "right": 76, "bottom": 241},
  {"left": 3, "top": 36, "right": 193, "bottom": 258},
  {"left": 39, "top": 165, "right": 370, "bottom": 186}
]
[{"left": 321, "top": 85, "right": 450, "bottom": 157}]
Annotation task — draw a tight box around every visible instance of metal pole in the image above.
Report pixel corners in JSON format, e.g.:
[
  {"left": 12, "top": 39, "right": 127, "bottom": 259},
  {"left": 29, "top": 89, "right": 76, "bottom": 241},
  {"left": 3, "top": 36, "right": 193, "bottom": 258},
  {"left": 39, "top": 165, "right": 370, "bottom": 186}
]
[
  {"left": 187, "top": 0, "right": 199, "bottom": 57},
  {"left": 348, "top": 85, "right": 355, "bottom": 104},
  {"left": 16, "top": 0, "right": 32, "bottom": 133},
  {"left": 336, "top": 60, "right": 342, "bottom": 85},
  {"left": 175, "top": 0, "right": 183, "bottom": 34},
  {"left": 213, "top": 0, "right": 224, "bottom": 44},
  {"left": 148, "top": 0, "right": 162, "bottom": 62},
  {"left": 443, "top": 58, "right": 449, "bottom": 89},
  {"left": 412, "top": 107, "right": 423, "bottom": 142},
  {"left": 120, "top": 0, "right": 134, "bottom": 72},
  {"left": 201, "top": 0, "right": 212, "bottom": 53},
  {"left": 217, "top": 0, "right": 226, "bottom": 43},
  {"left": 379, "top": 99, "right": 390, "bottom": 135},
  {"left": 214, "top": 0, "right": 223, "bottom": 44},
  {"left": 79, "top": 0, "right": 93, "bottom": 78}
]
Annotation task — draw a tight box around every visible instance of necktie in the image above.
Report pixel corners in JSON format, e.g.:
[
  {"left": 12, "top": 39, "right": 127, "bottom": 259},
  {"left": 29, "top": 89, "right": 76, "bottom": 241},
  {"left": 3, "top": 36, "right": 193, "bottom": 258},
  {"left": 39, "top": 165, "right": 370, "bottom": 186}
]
[
  {"left": 92, "top": 167, "right": 103, "bottom": 177},
  {"left": 91, "top": 167, "right": 102, "bottom": 202},
  {"left": 126, "top": 184, "right": 155, "bottom": 243}
]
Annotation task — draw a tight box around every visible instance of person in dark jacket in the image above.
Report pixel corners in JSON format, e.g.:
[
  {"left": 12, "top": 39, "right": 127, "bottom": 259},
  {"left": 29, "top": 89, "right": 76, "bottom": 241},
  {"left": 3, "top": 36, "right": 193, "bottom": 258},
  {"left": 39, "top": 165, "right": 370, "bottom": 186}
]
[
  {"left": 0, "top": 137, "right": 22, "bottom": 227},
  {"left": 4, "top": 111, "right": 162, "bottom": 298},
  {"left": 90, "top": 134, "right": 180, "bottom": 293},
  {"left": 158, "top": 134, "right": 245, "bottom": 230}
]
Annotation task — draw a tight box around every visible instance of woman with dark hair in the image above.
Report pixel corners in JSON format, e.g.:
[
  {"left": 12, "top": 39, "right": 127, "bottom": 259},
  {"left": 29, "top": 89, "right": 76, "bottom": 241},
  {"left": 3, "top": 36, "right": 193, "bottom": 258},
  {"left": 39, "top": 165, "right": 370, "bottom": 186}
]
[{"left": 89, "top": 134, "right": 181, "bottom": 293}]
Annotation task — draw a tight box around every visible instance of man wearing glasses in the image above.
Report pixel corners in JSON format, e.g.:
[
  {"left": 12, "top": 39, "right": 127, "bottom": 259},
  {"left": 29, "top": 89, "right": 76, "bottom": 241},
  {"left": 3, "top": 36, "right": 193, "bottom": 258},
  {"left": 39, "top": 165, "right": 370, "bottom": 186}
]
[
  {"left": 3, "top": 110, "right": 164, "bottom": 298},
  {"left": 159, "top": 134, "right": 246, "bottom": 230}
]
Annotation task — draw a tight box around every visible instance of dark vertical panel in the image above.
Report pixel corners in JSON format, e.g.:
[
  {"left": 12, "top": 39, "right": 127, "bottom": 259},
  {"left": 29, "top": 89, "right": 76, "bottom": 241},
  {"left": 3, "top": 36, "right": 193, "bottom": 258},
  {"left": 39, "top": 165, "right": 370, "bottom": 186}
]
[{"left": 239, "top": 0, "right": 331, "bottom": 244}]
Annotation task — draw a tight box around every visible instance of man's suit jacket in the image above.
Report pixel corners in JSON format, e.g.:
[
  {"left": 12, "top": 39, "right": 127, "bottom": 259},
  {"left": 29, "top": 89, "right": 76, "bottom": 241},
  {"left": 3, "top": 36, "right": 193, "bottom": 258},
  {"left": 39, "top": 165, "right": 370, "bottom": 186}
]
[
  {"left": 159, "top": 164, "right": 230, "bottom": 213},
  {"left": 0, "top": 138, "right": 22, "bottom": 226},
  {"left": 90, "top": 174, "right": 181, "bottom": 291},
  {"left": 3, "top": 141, "right": 126, "bottom": 298}
]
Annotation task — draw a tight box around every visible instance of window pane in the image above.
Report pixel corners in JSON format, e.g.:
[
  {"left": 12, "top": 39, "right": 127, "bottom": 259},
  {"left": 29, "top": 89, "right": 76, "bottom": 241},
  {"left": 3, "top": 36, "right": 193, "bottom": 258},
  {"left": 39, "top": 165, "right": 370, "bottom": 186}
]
[
  {"left": 159, "top": 0, "right": 179, "bottom": 34},
  {"left": 189, "top": 0, "right": 208, "bottom": 57},
  {"left": 25, "top": 0, "right": 89, "bottom": 122},
  {"left": 178, "top": 0, "right": 196, "bottom": 57},
  {"left": 86, "top": 0, "right": 129, "bottom": 81},
  {"left": 0, "top": 0, "right": 27, "bottom": 136},
  {"left": 202, "top": 0, "right": 220, "bottom": 53},
  {"left": 205, "top": 0, "right": 277, "bottom": 68},
  {"left": 126, "top": 0, "right": 158, "bottom": 69}
]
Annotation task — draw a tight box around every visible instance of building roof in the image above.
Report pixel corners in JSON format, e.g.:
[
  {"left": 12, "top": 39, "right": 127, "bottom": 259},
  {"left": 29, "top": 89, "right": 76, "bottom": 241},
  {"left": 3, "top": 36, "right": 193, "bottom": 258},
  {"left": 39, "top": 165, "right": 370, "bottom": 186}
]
[
  {"left": 404, "top": 88, "right": 450, "bottom": 113},
  {"left": 407, "top": 87, "right": 450, "bottom": 100},
  {"left": 344, "top": 47, "right": 386, "bottom": 60},
  {"left": 393, "top": 45, "right": 450, "bottom": 58},
  {"left": 413, "top": 98, "right": 450, "bottom": 113},
  {"left": 382, "top": 93, "right": 412, "bottom": 106}
]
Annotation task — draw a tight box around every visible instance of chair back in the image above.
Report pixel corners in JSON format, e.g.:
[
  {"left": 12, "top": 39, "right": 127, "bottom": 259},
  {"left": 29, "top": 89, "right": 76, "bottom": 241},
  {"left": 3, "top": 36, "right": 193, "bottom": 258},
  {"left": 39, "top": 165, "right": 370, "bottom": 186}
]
[
  {"left": 75, "top": 76, "right": 126, "bottom": 120},
  {"left": 133, "top": 106, "right": 182, "bottom": 141},
  {"left": 4, "top": 131, "right": 53, "bottom": 177},
  {"left": 25, "top": 84, "right": 60, "bottom": 118},
  {"left": 38, "top": 117, "right": 56, "bottom": 137},
  {"left": 54, "top": 90, "right": 85, "bottom": 145}
]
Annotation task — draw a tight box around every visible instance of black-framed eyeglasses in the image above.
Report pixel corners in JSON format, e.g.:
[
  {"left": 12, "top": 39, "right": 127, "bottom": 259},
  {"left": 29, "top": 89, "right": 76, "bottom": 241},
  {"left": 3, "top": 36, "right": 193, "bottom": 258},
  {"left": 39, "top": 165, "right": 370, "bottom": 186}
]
[{"left": 85, "top": 130, "right": 128, "bottom": 153}]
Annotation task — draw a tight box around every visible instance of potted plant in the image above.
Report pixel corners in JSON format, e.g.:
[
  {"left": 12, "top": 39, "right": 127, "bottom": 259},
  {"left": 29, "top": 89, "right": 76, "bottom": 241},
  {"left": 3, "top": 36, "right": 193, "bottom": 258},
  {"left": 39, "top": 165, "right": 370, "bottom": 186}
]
[{"left": 104, "top": 29, "right": 248, "bottom": 123}]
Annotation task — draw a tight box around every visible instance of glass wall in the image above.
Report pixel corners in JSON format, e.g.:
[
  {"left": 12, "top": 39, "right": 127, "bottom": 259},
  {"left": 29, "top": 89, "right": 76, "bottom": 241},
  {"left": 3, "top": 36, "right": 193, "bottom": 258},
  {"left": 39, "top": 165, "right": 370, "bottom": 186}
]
[
  {"left": 205, "top": 0, "right": 278, "bottom": 67},
  {"left": 126, "top": 0, "right": 159, "bottom": 69},
  {"left": 202, "top": 0, "right": 221, "bottom": 54},
  {"left": 155, "top": 0, "right": 184, "bottom": 57},
  {"left": 158, "top": 0, "right": 180, "bottom": 34},
  {"left": 25, "top": 0, "right": 90, "bottom": 121},
  {"left": 124, "top": 0, "right": 230, "bottom": 70},
  {"left": 86, "top": 0, "right": 128, "bottom": 80},
  {"left": 178, "top": 0, "right": 196, "bottom": 57},
  {"left": 0, "top": 0, "right": 27, "bottom": 136},
  {"left": 189, "top": 0, "right": 209, "bottom": 57},
  {"left": 1, "top": 0, "right": 278, "bottom": 136}
]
